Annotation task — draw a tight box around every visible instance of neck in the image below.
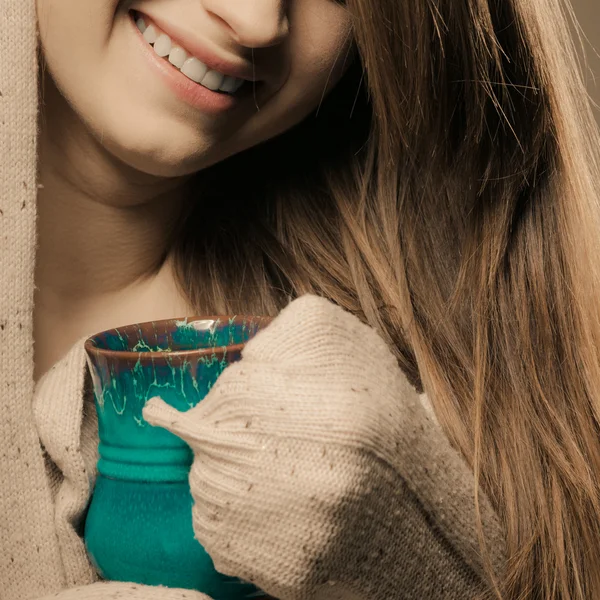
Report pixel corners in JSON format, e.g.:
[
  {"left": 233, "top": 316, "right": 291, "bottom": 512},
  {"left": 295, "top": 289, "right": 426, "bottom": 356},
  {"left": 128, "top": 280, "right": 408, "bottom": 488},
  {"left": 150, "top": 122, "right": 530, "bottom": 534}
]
[
  {"left": 35, "top": 166, "right": 185, "bottom": 301},
  {"left": 34, "top": 75, "right": 194, "bottom": 380}
]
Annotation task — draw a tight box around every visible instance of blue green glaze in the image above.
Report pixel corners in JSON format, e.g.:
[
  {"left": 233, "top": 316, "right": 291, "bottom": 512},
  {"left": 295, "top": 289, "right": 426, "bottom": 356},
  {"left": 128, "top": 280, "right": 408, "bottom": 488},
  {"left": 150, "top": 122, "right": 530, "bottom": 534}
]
[{"left": 84, "top": 315, "right": 270, "bottom": 599}]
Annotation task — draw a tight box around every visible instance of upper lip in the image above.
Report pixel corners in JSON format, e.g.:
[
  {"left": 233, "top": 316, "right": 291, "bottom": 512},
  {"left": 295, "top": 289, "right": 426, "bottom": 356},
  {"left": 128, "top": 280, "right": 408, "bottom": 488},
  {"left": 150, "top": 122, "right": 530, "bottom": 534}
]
[{"left": 133, "top": 10, "right": 260, "bottom": 82}]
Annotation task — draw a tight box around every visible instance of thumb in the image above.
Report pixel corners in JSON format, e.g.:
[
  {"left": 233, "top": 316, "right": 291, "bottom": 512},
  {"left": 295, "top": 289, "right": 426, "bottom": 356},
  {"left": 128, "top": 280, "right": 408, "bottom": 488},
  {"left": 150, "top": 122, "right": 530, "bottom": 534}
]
[
  {"left": 143, "top": 396, "right": 257, "bottom": 456},
  {"left": 143, "top": 397, "right": 200, "bottom": 443}
]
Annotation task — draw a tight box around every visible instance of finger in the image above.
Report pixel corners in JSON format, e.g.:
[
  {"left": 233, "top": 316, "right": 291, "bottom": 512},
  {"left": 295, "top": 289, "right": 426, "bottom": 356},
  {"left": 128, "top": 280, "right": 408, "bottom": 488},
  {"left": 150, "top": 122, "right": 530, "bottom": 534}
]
[
  {"left": 143, "top": 396, "right": 220, "bottom": 449},
  {"left": 142, "top": 396, "right": 189, "bottom": 436}
]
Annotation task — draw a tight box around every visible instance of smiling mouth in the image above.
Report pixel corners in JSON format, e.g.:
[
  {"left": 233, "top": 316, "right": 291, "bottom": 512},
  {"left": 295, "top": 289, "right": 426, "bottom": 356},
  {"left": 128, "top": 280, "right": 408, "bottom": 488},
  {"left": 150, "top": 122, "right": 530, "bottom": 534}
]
[{"left": 131, "top": 10, "right": 259, "bottom": 97}]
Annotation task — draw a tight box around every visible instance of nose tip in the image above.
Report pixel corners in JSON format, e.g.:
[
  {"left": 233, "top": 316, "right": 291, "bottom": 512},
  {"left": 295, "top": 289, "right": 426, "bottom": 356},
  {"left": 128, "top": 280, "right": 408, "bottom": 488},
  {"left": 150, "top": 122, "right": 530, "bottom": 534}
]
[
  {"left": 204, "top": 2, "right": 290, "bottom": 49},
  {"left": 231, "top": 17, "right": 289, "bottom": 49}
]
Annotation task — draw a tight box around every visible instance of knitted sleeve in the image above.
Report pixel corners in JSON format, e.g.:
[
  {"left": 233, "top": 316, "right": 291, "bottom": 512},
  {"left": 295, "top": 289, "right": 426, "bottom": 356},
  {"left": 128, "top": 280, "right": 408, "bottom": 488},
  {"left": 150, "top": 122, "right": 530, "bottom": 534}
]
[
  {"left": 35, "top": 581, "right": 212, "bottom": 600},
  {"left": 144, "top": 294, "right": 507, "bottom": 600}
]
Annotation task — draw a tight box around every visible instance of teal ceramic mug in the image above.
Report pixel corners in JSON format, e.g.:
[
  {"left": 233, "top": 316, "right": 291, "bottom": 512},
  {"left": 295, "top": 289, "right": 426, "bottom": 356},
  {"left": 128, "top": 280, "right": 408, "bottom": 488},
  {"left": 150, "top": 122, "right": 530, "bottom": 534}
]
[{"left": 84, "top": 315, "right": 272, "bottom": 599}]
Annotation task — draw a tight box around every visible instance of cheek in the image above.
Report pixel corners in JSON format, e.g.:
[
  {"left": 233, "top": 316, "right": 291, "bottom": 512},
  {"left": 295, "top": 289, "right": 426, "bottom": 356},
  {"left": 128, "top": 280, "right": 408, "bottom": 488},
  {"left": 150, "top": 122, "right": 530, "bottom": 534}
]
[
  {"left": 236, "top": 13, "right": 353, "bottom": 153},
  {"left": 36, "top": 0, "right": 120, "bottom": 66},
  {"left": 288, "top": 6, "right": 353, "bottom": 97}
]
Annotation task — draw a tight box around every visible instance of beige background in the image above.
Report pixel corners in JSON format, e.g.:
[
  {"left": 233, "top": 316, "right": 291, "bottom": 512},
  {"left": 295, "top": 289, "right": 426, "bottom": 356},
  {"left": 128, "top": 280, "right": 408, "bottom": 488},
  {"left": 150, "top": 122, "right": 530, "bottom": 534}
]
[{"left": 572, "top": 0, "right": 600, "bottom": 121}]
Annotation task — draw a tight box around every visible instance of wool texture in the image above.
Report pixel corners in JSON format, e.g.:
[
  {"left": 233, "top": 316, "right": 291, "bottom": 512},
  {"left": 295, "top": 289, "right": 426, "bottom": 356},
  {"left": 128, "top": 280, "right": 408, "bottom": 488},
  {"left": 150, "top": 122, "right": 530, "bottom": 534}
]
[
  {"left": 144, "top": 294, "right": 505, "bottom": 600},
  {"left": 0, "top": 1, "right": 506, "bottom": 599}
]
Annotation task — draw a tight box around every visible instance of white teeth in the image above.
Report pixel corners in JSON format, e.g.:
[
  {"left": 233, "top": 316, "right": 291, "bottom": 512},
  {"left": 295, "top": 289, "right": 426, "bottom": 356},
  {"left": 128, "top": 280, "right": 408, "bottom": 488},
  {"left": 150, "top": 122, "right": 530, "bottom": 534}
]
[
  {"left": 142, "top": 23, "right": 158, "bottom": 44},
  {"left": 135, "top": 17, "right": 147, "bottom": 34},
  {"left": 200, "top": 70, "right": 224, "bottom": 91},
  {"left": 219, "top": 76, "right": 237, "bottom": 93},
  {"left": 168, "top": 46, "right": 187, "bottom": 69},
  {"left": 134, "top": 13, "right": 246, "bottom": 94},
  {"left": 180, "top": 57, "right": 208, "bottom": 84},
  {"left": 153, "top": 33, "right": 171, "bottom": 57},
  {"left": 218, "top": 76, "right": 244, "bottom": 93}
]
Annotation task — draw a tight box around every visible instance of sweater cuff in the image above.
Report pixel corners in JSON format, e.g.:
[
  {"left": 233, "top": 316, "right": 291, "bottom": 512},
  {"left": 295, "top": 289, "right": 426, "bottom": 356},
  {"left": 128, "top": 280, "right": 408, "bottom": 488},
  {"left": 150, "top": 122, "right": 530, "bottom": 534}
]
[
  {"left": 35, "top": 581, "right": 214, "bottom": 600},
  {"left": 306, "top": 455, "right": 492, "bottom": 600}
]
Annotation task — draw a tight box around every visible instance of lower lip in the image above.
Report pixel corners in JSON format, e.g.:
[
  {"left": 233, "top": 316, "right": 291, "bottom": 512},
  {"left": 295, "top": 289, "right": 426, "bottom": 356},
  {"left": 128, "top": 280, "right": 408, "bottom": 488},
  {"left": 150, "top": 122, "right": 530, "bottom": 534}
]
[{"left": 128, "top": 11, "right": 241, "bottom": 114}]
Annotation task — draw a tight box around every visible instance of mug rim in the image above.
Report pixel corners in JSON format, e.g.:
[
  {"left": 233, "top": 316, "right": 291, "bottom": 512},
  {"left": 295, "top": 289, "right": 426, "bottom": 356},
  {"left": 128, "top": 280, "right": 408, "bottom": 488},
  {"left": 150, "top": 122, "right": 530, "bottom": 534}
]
[{"left": 84, "top": 314, "right": 273, "bottom": 362}]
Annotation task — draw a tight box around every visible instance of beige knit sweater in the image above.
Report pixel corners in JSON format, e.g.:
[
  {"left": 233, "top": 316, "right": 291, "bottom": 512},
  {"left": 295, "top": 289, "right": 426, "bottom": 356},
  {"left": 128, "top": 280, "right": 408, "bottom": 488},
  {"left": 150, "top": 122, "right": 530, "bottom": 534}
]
[{"left": 0, "top": 2, "right": 506, "bottom": 599}]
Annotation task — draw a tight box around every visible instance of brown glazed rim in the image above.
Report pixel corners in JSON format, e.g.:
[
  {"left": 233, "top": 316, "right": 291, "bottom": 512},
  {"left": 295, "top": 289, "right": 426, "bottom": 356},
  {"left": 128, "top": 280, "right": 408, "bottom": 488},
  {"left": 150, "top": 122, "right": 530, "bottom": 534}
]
[{"left": 84, "top": 315, "right": 274, "bottom": 362}]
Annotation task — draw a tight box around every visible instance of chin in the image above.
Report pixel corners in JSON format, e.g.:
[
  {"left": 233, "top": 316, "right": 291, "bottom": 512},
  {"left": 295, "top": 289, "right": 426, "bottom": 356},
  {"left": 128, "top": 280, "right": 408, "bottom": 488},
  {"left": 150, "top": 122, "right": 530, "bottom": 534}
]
[
  {"left": 97, "top": 121, "right": 226, "bottom": 179},
  {"left": 114, "top": 145, "right": 212, "bottom": 178}
]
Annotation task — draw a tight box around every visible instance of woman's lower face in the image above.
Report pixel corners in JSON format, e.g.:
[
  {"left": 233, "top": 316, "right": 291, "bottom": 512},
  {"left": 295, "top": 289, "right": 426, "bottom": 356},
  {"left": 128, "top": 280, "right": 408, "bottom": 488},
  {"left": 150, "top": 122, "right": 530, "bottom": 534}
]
[{"left": 36, "top": 0, "right": 354, "bottom": 181}]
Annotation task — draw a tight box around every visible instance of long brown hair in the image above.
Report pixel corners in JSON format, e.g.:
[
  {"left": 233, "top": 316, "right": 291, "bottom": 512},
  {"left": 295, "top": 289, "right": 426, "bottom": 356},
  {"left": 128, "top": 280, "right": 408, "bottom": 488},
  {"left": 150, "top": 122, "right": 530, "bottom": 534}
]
[{"left": 170, "top": 0, "right": 600, "bottom": 597}]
